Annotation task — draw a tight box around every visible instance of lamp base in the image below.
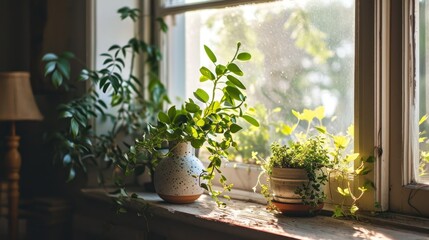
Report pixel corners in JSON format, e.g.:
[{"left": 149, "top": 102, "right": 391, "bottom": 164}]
[{"left": 5, "top": 123, "right": 21, "bottom": 240}]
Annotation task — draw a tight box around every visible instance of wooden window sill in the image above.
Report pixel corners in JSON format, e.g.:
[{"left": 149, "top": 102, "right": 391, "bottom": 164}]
[{"left": 77, "top": 188, "right": 428, "bottom": 240}]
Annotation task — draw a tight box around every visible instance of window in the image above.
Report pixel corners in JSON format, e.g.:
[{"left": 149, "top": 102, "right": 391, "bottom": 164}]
[
  {"left": 153, "top": 0, "right": 429, "bottom": 217},
  {"left": 158, "top": 0, "right": 362, "bottom": 198},
  {"left": 162, "top": 0, "right": 355, "bottom": 164}
]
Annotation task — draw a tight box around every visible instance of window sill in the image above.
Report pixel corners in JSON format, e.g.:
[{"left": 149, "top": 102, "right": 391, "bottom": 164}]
[{"left": 78, "top": 188, "right": 428, "bottom": 240}]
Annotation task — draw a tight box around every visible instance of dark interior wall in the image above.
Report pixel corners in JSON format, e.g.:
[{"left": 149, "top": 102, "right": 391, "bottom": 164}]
[{"left": 0, "top": 0, "right": 87, "bottom": 199}]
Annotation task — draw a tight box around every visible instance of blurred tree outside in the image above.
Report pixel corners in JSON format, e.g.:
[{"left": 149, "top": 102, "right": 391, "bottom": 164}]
[{"left": 168, "top": 0, "right": 355, "bottom": 163}]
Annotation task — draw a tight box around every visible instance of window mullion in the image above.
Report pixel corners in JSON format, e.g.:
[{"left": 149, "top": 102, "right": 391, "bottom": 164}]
[{"left": 354, "top": 0, "right": 377, "bottom": 212}]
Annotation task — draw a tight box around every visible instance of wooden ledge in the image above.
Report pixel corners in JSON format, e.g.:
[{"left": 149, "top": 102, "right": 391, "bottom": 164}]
[{"left": 79, "top": 188, "right": 428, "bottom": 240}]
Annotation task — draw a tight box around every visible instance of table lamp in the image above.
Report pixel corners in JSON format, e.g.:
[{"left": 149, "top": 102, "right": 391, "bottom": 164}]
[{"left": 0, "top": 72, "right": 43, "bottom": 240}]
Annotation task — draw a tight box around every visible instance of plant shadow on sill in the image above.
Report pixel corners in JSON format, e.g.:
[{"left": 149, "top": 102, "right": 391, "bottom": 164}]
[
  {"left": 80, "top": 188, "right": 428, "bottom": 239},
  {"left": 205, "top": 187, "right": 429, "bottom": 235}
]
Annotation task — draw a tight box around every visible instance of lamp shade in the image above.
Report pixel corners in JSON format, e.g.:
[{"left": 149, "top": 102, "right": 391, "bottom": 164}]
[{"left": 0, "top": 72, "right": 43, "bottom": 121}]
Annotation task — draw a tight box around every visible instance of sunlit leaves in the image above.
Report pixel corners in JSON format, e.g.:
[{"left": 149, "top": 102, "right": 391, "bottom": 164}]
[
  {"left": 200, "top": 67, "right": 215, "bottom": 80},
  {"left": 227, "top": 63, "right": 243, "bottom": 76},
  {"left": 419, "top": 114, "right": 428, "bottom": 125},
  {"left": 281, "top": 124, "right": 295, "bottom": 136},
  {"left": 225, "top": 86, "right": 244, "bottom": 101},
  {"left": 333, "top": 135, "right": 349, "bottom": 149},
  {"left": 194, "top": 88, "right": 210, "bottom": 103},
  {"left": 242, "top": 115, "right": 259, "bottom": 127},
  {"left": 158, "top": 112, "right": 170, "bottom": 124},
  {"left": 226, "top": 75, "right": 246, "bottom": 89},
  {"left": 204, "top": 45, "right": 217, "bottom": 63},
  {"left": 230, "top": 124, "right": 243, "bottom": 133},
  {"left": 185, "top": 102, "right": 200, "bottom": 113},
  {"left": 237, "top": 52, "right": 251, "bottom": 61},
  {"left": 337, "top": 187, "right": 350, "bottom": 196}
]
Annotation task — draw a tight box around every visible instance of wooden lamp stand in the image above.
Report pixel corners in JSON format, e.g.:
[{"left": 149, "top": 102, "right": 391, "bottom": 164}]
[{"left": 5, "top": 122, "right": 21, "bottom": 240}]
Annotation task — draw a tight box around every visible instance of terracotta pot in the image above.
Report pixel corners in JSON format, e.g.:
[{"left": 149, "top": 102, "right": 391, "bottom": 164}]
[
  {"left": 270, "top": 167, "right": 309, "bottom": 204},
  {"left": 154, "top": 142, "right": 204, "bottom": 203},
  {"left": 270, "top": 167, "right": 324, "bottom": 216}
]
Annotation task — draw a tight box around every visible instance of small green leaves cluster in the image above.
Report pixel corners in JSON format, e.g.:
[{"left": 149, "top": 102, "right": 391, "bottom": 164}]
[
  {"left": 269, "top": 138, "right": 330, "bottom": 206},
  {"left": 131, "top": 42, "right": 258, "bottom": 207},
  {"left": 42, "top": 7, "right": 169, "bottom": 183}
]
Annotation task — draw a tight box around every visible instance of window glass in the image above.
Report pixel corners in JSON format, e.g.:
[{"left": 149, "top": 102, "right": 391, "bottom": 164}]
[
  {"left": 164, "top": 0, "right": 355, "bottom": 163},
  {"left": 418, "top": 0, "right": 429, "bottom": 184}
]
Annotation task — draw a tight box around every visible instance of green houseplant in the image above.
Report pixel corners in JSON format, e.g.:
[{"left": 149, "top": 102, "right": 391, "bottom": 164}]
[
  {"left": 255, "top": 106, "right": 374, "bottom": 217},
  {"left": 255, "top": 107, "right": 330, "bottom": 215},
  {"left": 41, "top": 7, "right": 169, "bottom": 186},
  {"left": 123, "top": 42, "right": 259, "bottom": 207}
]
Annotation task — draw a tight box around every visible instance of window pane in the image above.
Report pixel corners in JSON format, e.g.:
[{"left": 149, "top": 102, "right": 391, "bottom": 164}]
[
  {"left": 418, "top": 0, "right": 429, "bottom": 184},
  {"left": 164, "top": 0, "right": 355, "bottom": 162}
]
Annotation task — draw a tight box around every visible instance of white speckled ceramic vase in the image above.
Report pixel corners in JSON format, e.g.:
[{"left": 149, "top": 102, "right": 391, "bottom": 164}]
[{"left": 154, "top": 142, "right": 204, "bottom": 203}]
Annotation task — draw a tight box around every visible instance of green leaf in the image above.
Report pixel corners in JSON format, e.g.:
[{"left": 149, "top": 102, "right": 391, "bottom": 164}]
[
  {"left": 60, "top": 111, "right": 73, "bottom": 118},
  {"left": 66, "top": 168, "right": 76, "bottom": 182},
  {"left": 350, "top": 204, "right": 359, "bottom": 214},
  {"left": 225, "top": 86, "right": 244, "bottom": 101},
  {"left": 337, "top": 187, "right": 350, "bottom": 196},
  {"left": 332, "top": 205, "right": 344, "bottom": 218},
  {"left": 157, "top": 17, "right": 168, "bottom": 32},
  {"left": 79, "top": 69, "right": 89, "bottom": 81},
  {"left": 200, "top": 75, "right": 209, "bottom": 82},
  {"left": 227, "top": 63, "right": 243, "bottom": 76},
  {"left": 242, "top": 115, "right": 259, "bottom": 127},
  {"left": 419, "top": 114, "right": 428, "bottom": 125},
  {"left": 108, "top": 44, "right": 121, "bottom": 51},
  {"left": 315, "top": 126, "right": 326, "bottom": 134},
  {"left": 42, "top": 53, "right": 58, "bottom": 62},
  {"left": 51, "top": 70, "right": 63, "bottom": 88},
  {"left": 168, "top": 106, "right": 176, "bottom": 119},
  {"left": 281, "top": 124, "right": 296, "bottom": 135},
  {"left": 158, "top": 112, "right": 170, "bottom": 124},
  {"left": 230, "top": 124, "right": 242, "bottom": 133},
  {"left": 345, "top": 153, "right": 360, "bottom": 163},
  {"left": 63, "top": 154, "right": 71, "bottom": 165},
  {"left": 237, "top": 52, "right": 251, "bottom": 61},
  {"left": 57, "top": 59, "right": 71, "bottom": 79},
  {"left": 193, "top": 88, "right": 209, "bottom": 103},
  {"left": 365, "top": 156, "right": 375, "bottom": 163},
  {"left": 191, "top": 138, "right": 205, "bottom": 149},
  {"left": 70, "top": 118, "right": 79, "bottom": 137},
  {"left": 204, "top": 45, "right": 217, "bottom": 63},
  {"left": 314, "top": 106, "right": 325, "bottom": 121},
  {"left": 44, "top": 62, "right": 55, "bottom": 76},
  {"left": 226, "top": 75, "right": 246, "bottom": 89},
  {"left": 185, "top": 102, "right": 200, "bottom": 113},
  {"left": 215, "top": 64, "right": 227, "bottom": 75},
  {"left": 200, "top": 67, "right": 215, "bottom": 80},
  {"left": 196, "top": 119, "right": 205, "bottom": 127}
]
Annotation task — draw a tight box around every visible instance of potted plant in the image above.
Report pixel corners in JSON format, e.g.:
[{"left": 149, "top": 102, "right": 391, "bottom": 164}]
[
  {"left": 41, "top": 7, "right": 169, "bottom": 187},
  {"left": 254, "top": 107, "right": 330, "bottom": 216},
  {"left": 124, "top": 42, "right": 259, "bottom": 206},
  {"left": 255, "top": 106, "right": 375, "bottom": 217},
  {"left": 261, "top": 137, "right": 329, "bottom": 216}
]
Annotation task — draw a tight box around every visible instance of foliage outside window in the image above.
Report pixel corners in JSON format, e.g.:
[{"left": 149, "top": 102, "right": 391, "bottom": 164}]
[
  {"left": 418, "top": 0, "right": 429, "bottom": 184},
  {"left": 163, "top": 0, "right": 355, "bottom": 164}
]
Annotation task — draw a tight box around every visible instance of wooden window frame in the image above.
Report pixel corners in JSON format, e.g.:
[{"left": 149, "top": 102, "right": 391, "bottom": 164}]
[{"left": 388, "top": 0, "right": 429, "bottom": 217}]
